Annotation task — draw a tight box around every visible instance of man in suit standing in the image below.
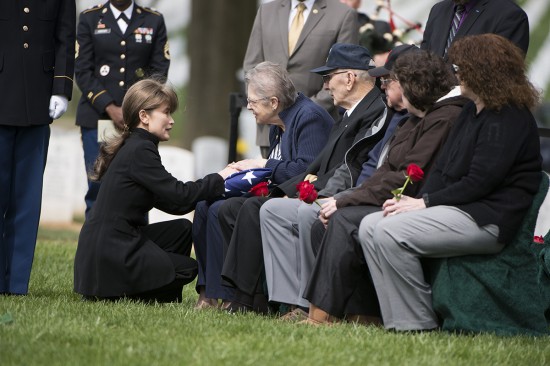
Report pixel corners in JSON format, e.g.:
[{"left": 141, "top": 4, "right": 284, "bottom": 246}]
[
  {"left": 75, "top": 0, "right": 170, "bottom": 218},
  {"left": 421, "top": 0, "right": 529, "bottom": 57},
  {"left": 0, "top": 0, "right": 76, "bottom": 295},
  {"left": 244, "top": 0, "right": 358, "bottom": 157}
]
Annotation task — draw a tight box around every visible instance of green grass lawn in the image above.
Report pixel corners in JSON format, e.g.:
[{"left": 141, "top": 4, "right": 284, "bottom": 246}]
[{"left": 1, "top": 228, "right": 549, "bottom": 366}]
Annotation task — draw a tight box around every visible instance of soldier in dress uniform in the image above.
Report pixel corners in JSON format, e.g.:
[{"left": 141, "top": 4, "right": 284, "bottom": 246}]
[
  {"left": 0, "top": 0, "right": 76, "bottom": 295},
  {"left": 75, "top": 0, "right": 170, "bottom": 218}
]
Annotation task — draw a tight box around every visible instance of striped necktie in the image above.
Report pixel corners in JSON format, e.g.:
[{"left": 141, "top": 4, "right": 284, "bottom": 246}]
[
  {"left": 445, "top": 5, "right": 465, "bottom": 56},
  {"left": 288, "top": 2, "right": 306, "bottom": 54}
]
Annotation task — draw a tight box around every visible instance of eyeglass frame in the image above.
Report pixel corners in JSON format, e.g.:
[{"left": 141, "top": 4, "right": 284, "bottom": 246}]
[
  {"left": 321, "top": 70, "right": 352, "bottom": 84},
  {"left": 246, "top": 96, "right": 269, "bottom": 106},
  {"left": 379, "top": 77, "right": 396, "bottom": 86}
]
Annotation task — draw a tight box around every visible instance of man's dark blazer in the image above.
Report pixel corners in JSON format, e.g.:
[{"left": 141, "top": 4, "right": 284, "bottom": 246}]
[
  {"left": 421, "top": 0, "right": 529, "bottom": 56},
  {"left": 272, "top": 87, "right": 390, "bottom": 197},
  {"left": 0, "top": 0, "right": 75, "bottom": 126},
  {"left": 75, "top": 1, "right": 170, "bottom": 128}
]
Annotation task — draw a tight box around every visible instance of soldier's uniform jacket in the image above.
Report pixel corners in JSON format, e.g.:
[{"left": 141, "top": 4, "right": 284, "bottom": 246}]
[
  {"left": 75, "top": 1, "right": 170, "bottom": 128},
  {"left": 0, "top": 0, "right": 75, "bottom": 127}
]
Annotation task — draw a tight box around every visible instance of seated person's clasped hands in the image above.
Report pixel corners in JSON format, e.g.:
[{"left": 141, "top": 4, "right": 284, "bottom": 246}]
[{"left": 381, "top": 195, "right": 426, "bottom": 217}]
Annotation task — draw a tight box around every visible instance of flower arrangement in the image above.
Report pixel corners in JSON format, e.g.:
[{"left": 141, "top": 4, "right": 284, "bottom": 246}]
[
  {"left": 391, "top": 163, "right": 424, "bottom": 201},
  {"left": 249, "top": 181, "right": 269, "bottom": 197},
  {"left": 296, "top": 181, "right": 321, "bottom": 206}
]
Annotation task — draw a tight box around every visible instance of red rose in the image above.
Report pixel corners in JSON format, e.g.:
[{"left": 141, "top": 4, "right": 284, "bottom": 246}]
[
  {"left": 534, "top": 235, "right": 545, "bottom": 244},
  {"left": 406, "top": 163, "right": 424, "bottom": 182},
  {"left": 296, "top": 181, "right": 319, "bottom": 204},
  {"left": 249, "top": 181, "right": 269, "bottom": 197},
  {"left": 392, "top": 163, "right": 425, "bottom": 200}
]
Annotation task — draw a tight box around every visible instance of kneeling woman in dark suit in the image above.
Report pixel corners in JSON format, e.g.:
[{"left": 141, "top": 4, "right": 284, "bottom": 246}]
[{"left": 74, "top": 79, "right": 235, "bottom": 302}]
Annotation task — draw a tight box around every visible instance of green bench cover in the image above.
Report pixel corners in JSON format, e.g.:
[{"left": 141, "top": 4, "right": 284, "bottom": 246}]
[{"left": 429, "top": 173, "right": 550, "bottom": 336}]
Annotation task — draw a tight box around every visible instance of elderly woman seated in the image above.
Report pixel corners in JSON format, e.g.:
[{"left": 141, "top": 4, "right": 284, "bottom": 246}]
[
  {"left": 193, "top": 61, "right": 333, "bottom": 310},
  {"left": 358, "top": 34, "right": 542, "bottom": 332}
]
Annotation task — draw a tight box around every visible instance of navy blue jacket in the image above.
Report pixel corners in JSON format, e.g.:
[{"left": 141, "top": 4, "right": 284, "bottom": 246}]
[{"left": 265, "top": 93, "right": 333, "bottom": 183}]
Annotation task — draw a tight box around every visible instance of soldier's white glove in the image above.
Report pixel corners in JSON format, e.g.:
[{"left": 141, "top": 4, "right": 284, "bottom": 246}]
[{"left": 49, "top": 95, "right": 69, "bottom": 119}]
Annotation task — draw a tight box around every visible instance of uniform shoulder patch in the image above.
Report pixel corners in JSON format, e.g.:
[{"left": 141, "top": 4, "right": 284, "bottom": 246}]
[
  {"left": 140, "top": 6, "right": 161, "bottom": 16},
  {"left": 82, "top": 3, "right": 103, "bottom": 14}
]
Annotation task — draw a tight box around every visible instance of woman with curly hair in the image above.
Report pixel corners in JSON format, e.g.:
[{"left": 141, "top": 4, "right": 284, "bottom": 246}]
[{"left": 358, "top": 34, "right": 542, "bottom": 331}]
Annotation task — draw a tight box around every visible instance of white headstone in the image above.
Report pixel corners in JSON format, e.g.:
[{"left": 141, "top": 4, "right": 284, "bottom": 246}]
[
  {"left": 192, "top": 136, "right": 228, "bottom": 178},
  {"left": 41, "top": 127, "right": 83, "bottom": 224}
]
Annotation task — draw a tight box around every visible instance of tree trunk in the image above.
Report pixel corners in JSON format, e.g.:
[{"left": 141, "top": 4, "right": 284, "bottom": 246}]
[{"left": 185, "top": 0, "right": 257, "bottom": 148}]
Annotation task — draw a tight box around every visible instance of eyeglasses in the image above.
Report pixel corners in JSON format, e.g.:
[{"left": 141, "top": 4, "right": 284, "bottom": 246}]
[
  {"left": 321, "top": 70, "right": 349, "bottom": 84},
  {"left": 379, "top": 77, "right": 395, "bottom": 86},
  {"left": 246, "top": 96, "right": 269, "bottom": 106}
]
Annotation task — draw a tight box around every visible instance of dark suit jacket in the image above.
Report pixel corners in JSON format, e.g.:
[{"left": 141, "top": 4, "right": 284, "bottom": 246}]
[
  {"left": 0, "top": 0, "right": 75, "bottom": 126},
  {"left": 75, "top": 2, "right": 170, "bottom": 128},
  {"left": 244, "top": 0, "right": 358, "bottom": 145},
  {"left": 74, "top": 128, "right": 225, "bottom": 297},
  {"left": 421, "top": 0, "right": 529, "bottom": 56},
  {"left": 273, "top": 87, "right": 389, "bottom": 197}
]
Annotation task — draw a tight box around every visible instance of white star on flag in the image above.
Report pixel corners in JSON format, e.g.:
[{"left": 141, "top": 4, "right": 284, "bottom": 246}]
[{"left": 241, "top": 171, "right": 258, "bottom": 185}]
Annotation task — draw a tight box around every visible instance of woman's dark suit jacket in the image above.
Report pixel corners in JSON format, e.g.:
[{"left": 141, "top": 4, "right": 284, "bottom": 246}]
[{"left": 74, "top": 128, "right": 225, "bottom": 297}]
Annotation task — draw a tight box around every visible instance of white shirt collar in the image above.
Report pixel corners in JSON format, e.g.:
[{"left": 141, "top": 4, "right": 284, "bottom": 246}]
[
  {"left": 346, "top": 99, "right": 361, "bottom": 118},
  {"left": 291, "top": 0, "right": 315, "bottom": 9},
  {"left": 110, "top": 1, "right": 134, "bottom": 20},
  {"left": 289, "top": 0, "right": 315, "bottom": 27},
  {"left": 437, "top": 85, "right": 462, "bottom": 102}
]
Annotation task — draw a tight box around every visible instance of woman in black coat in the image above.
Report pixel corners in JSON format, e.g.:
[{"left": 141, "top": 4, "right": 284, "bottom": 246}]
[{"left": 74, "top": 79, "right": 235, "bottom": 302}]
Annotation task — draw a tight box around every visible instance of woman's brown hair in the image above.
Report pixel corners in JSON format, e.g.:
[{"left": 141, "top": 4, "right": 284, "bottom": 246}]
[
  {"left": 90, "top": 77, "right": 178, "bottom": 181},
  {"left": 448, "top": 34, "right": 540, "bottom": 111},
  {"left": 393, "top": 49, "right": 455, "bottom": 112}
]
